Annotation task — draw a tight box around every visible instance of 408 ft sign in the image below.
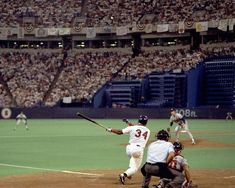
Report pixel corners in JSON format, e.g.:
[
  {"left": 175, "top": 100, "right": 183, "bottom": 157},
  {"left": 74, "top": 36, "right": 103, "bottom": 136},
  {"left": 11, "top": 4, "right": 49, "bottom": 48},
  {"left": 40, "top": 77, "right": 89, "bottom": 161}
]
[{"left": 176, "top": 109, "right": 197, "bottom": 118}]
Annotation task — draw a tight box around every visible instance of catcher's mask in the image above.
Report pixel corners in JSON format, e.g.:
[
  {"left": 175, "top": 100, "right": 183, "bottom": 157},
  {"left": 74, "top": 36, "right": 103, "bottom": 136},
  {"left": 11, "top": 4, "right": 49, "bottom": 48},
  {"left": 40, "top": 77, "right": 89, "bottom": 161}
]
[
  {"left": 173, "top": 141, "right": 184, "bottom": 151},
  {"left": 156, "top": 129, "right": 169, "bottom": 141}
]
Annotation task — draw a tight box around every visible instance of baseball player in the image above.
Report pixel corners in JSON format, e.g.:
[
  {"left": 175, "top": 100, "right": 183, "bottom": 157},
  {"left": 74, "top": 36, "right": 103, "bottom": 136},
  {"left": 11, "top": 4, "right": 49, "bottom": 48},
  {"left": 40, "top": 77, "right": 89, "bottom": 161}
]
[
  {"left": 226, "top": 112, "right": 233, "bottom": 120},
  {"left": 107, "top": 115, "right": 150, "bottom": 184},
  {"left": 14, "top": 111, "right": 29, "bottom": 130},
  {"left": 169, "top": 109, "right": 195, "bottom": 144},
  {"left": 167, "top": 142, "right": 192, "bottom": 188},
  {"left": 141, "top": 130, "right": 175, "bottom": 188}
]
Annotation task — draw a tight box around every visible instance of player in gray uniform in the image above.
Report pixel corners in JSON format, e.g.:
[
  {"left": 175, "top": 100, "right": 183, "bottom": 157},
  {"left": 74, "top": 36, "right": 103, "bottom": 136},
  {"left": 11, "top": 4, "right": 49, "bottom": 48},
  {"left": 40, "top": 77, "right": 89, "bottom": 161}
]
[
  {"left": 141, "top": 130, "right": 175, "bottom": 188},
  {"left": 226, "top": 112, "right": 233, "bottom": 120},
  {"left": 14, "top": 112, "right": 29, "bottom": 130},
  {"left": 169, "top": 109, "right": 195, "bottom": 144},
  {"left": 165, "top": 142, "right": 192, "bottom": 188}
]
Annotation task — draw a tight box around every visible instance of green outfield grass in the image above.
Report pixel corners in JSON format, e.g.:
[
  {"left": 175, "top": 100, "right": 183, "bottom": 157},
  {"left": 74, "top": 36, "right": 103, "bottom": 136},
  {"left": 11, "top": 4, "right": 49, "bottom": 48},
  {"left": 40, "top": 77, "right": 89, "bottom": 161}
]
[{"left": 0, "top": 119, "right": 235, "bottom": 177}]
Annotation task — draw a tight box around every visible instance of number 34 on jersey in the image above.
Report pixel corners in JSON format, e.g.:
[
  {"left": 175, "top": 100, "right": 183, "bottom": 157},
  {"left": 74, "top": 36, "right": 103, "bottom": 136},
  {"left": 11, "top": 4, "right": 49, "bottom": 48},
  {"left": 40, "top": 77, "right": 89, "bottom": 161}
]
[{"left": 122, "top": 125, "right": 150, "bottom": 148}]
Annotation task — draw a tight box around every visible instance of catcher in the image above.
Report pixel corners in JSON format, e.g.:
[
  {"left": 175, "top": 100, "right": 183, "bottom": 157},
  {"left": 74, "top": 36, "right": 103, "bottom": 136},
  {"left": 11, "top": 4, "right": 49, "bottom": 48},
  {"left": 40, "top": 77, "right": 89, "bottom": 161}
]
[{"left": 157, "top": 142, "right": 193, "bottom": 188}]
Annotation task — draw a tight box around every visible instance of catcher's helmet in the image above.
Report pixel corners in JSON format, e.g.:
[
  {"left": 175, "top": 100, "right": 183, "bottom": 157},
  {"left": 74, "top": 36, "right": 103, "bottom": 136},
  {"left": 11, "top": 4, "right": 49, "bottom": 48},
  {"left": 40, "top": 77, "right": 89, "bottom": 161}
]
[
  {"left": 173, "top": 142, "right": 184, "bottom": 151},
  {"left": 156, "top": 129, "right": 169, "bottom": 141},
  {"left": 138, "top": 115, "right": 148, "bottom": 125}
]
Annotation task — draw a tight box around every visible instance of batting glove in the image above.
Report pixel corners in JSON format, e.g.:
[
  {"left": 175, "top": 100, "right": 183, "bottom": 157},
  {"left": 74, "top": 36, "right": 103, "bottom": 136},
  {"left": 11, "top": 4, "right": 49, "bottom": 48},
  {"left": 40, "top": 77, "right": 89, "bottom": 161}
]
[{"left": 106, "top": 128, "right": 112, "bottom": 133}]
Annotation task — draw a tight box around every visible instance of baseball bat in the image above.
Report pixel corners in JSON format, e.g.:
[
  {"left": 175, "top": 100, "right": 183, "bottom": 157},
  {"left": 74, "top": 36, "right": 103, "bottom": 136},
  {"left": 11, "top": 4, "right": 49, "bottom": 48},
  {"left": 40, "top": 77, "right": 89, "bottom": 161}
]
[{"left": 76, "top": 112, "right": 108, "bottom": 130}]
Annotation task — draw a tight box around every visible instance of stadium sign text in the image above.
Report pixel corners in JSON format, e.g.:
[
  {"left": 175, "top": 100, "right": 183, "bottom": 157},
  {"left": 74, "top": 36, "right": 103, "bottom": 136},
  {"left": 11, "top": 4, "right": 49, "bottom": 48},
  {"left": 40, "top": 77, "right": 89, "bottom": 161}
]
[{"left": 176, "top": 109, "right": 197, "bottom": 118}]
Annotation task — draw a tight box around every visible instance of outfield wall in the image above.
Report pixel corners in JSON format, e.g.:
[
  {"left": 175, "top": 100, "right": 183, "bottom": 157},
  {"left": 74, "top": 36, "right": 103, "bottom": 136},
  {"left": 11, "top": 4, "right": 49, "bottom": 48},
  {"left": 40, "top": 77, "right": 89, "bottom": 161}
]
[{"left": 0, "top": 107, "right": 234, "bottom": 119}]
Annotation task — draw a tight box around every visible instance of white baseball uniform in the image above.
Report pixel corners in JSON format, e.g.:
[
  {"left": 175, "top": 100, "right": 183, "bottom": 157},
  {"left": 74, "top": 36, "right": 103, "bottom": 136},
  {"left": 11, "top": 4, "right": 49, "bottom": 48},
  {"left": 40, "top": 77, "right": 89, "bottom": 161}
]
[
  {"left": 170, "top": 113, "right": 195, "bottom": 144},
  {"left": 122, "top": 124, "right": 150, "bottom": 177},
  {"left": 15, "top": 113, "right": 28, "bottom": 130}
]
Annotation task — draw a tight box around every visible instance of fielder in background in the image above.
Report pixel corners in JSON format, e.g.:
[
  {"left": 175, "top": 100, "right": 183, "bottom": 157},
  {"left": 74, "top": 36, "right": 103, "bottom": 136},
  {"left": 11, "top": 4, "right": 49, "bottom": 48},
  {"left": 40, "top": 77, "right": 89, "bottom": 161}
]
[
  {"left": 226, "top": 112, "right": 233, "bottom": 120},
  {"left": 163, "top": 142, "right": 192, "bottom": 188},
  {"left": 14, "top": 111, "right": 29, "bottom": 130},
  {"left": 169, "top": 109, "right": 195, "bottom": 144},
  {"left": 141, "top": 130, "right": 175, "bottom": 188},
  {"left": 107, "top": 115, "right": 150, "bottom": 184}
]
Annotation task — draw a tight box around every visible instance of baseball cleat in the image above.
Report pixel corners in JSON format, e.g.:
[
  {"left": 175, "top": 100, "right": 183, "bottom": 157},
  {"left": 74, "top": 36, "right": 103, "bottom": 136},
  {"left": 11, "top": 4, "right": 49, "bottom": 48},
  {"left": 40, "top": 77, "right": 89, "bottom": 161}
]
[
  {"left": 192, "top": 140, "right": 196, "bottom": 145},
  {"left": 119, "top": 174, "right": 125, "bottom": 184}
]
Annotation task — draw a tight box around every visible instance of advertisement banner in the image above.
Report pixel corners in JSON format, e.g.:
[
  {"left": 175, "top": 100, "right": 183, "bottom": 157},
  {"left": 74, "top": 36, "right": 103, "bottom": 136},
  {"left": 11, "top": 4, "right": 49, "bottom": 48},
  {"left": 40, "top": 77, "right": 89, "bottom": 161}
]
[
  {"left": 195, "top": 22, "right": 208, "bottom": 32},
  {"left": 156, "top": 24, "right": 169, "bottom": 33},
  {"left": 116, "top": 26, "right": 128, "bottom": 36},
  {"left": 178, "top": 21, "right": 185, "bottom": 33},
  {"left": 59, "top": 28, "right": 71, "bottom": 35},
  {"left": 86, "top": 27, "right": 96, "bottom": 38},
  {"left": 48, "top": 28, "right": 59, "bottom": 36},
  {"left": 35, "top": 28, "right": 48, "bottom": 37},
  {"left": 0, "top": 28, "right": 8, "bottom": 39},
  {"left": 218, "top": 19, "right": 228, "bottom": 31},
  {"left": 145, "top": 24, "right": 153, "bottom": 33}
]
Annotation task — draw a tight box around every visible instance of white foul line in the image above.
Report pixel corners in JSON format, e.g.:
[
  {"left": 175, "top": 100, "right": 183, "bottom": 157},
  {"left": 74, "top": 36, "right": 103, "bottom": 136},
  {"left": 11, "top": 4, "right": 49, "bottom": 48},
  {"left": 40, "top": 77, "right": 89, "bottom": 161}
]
[
  {"left": 0, "top": 135, "right": 79, "bottom": 138},
  {"left": 0, "top": 163, "right": 102, "bottom": 177},
  {"left": 224, "top": 176, "right": 235, "bottom": 179}
]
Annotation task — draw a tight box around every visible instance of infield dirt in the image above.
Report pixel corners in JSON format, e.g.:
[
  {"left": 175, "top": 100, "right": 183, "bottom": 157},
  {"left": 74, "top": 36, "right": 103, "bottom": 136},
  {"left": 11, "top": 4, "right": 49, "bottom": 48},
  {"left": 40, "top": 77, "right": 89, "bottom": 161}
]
[
  {"left": 0, "top": 169, "right": 235, "bottom": 188},
  {"left": 0, "top": 138, "right": 234, "bottom": 188}
]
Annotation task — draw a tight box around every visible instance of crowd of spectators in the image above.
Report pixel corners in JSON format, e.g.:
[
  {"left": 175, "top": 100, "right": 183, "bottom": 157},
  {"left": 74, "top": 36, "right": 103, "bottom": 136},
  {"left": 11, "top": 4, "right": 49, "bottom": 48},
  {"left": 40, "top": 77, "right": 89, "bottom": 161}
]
[
  {"left": 118, "top": 45, "right": 235, "bottom": 80},
  {"left": 152, "top": 0, "right": 234, "bottom": 23},
  {"left": 202, "top": 45, "right": 235, "bottom": 57},
  {"left": 85, "top": 0, "right": 154, "bottom": 26},
  {"left": 85, "top": 0, "right": 234, "bottom": 26},
  {"left": 0, "top": 45, "right": 235, "bottom": 107},
  {"left": 0, "top": 51, "right": 62, "bottom": 107},
  {"left": 0, "top": 0, "right": 234, "bottom": 27},
  {"left": 45, "top": 51, "right": 130, "bottom": 106},
  {"left": 0, "top": 83, "right": 11, "bottom": 107},
  {"left": 117, "top": 48, "right": 204, "bottom": 79},
  {"left": 0, "top": 0, "right": 82, "bottom": 27}
]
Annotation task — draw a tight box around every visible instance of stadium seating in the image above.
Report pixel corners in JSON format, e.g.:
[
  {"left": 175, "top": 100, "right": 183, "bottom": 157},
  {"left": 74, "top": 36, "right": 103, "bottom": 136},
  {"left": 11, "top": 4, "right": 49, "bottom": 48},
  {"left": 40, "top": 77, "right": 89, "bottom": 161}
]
[
  {"left": 203, "top": 60, "right": 235, "bottom": 106},
  {"left": 45, "top": 51, "right": 131, "bottom": 106},
  {"left": 0, "top": 0, "right": 234, "bottom": 27},
  {"left": 146, "top": 73, "right": 187, "bottom": 107},
  {"left": 0, "top": 46, "right": 235, "bottom": 108},
  {"left": 0, "top": 0, "right": 82, "bottom": 27},
  {"left": 0, "top": 83, "right": 11, "bottom": 107},
  {"left": 0, "top": 51, "right": 62, "bottom": 107},
  {"left": 105, "top": 80, "right": 142, "bottom": 107},
  {"left": 0, "top": 1, "right": 234, "bottom": 110}
]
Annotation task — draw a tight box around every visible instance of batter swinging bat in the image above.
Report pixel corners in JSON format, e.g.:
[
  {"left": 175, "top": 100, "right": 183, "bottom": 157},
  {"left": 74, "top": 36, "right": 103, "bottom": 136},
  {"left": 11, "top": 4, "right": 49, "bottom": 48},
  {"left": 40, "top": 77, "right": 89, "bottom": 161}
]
[{"left": 76, "top": 112, "right": 108, "bottom": 130}]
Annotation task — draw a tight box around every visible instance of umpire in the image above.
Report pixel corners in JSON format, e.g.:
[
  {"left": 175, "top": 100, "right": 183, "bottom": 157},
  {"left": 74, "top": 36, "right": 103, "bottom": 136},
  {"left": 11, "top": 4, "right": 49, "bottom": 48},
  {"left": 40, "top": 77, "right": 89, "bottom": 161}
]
[{"left": 141, "top": 130, "right": 175, "bottom": 188}]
